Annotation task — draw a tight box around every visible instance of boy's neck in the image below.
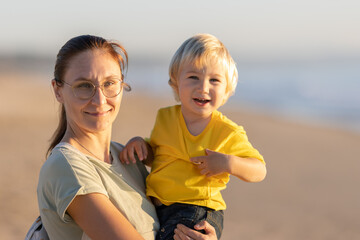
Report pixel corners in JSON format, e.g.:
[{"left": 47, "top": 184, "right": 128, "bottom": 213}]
[{"left": 181, "top": 109, "right": 213, "bottom": 136}]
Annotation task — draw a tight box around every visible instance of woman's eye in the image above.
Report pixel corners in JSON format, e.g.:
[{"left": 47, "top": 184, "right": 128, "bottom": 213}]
[
  {"left": 103, "top": 80, "right": 115, "bottom": 87},
  {"left": 76, "top": 82, "right": 93, "bottom": 89}
]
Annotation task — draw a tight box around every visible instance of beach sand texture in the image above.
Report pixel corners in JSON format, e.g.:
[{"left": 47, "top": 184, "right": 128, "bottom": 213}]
[{"left": 1, "top": 72, "right": 359, "bottom": 239}]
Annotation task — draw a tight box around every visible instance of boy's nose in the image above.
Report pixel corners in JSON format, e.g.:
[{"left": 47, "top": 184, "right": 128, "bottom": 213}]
[{"left": 197, "top": 79, "right": 209, "bottom": 93}]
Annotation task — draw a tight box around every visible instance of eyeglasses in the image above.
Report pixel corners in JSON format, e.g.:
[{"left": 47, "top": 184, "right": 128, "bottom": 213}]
[{"left": 58, "top": 78, "right": 131, "bottom": 100}]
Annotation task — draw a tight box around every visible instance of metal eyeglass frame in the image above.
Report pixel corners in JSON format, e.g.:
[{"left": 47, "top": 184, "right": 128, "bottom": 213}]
[{"left": 55, "top": 77, "right": 131, "bottom": 100}]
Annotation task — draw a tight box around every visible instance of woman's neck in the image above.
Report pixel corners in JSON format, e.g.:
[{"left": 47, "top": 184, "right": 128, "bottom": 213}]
[{"left": 62, "top": 125, "right": 113, "bottom": 164}]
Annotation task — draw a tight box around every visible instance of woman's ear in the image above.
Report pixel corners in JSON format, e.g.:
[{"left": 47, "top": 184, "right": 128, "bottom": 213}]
[{"left": 51, "top": 79, "right": 64, "bottom": 103}]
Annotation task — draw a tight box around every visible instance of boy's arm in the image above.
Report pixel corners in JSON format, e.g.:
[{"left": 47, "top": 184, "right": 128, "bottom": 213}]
[
  {"left": 226, "top": 154, "right": 266, "bottom": 182},
  {"left": 190, "top": 149, "right": 266, "bottom": 182},
  {"left": 141, "top": 141, "right": 154, "bottom": 167}
]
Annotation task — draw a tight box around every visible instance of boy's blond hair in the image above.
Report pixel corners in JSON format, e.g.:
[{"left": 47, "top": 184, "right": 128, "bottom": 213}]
[{"left": 168, "top": 33, "right": 238, "bottom": 102}]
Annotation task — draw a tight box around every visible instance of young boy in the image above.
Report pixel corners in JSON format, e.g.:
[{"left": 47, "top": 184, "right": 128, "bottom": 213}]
[{"left": 120, "top": 34, "right": 266, "bottom": 240}]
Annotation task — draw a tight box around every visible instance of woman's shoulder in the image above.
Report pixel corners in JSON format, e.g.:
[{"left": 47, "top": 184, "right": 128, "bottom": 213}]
[
  {"left": 45, "top": 142, "right": 86, "bottom": 163},
  {"left": 40, "top": 143, "right": 94, "bottom": 179},
  {"left": 38, "top": 142, "right": 109, "bottom": 198}
]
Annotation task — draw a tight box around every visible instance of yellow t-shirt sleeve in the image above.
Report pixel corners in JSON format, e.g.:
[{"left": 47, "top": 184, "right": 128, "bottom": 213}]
[{"left": 223, "top": 127, "right": 265, "bottom": 164}]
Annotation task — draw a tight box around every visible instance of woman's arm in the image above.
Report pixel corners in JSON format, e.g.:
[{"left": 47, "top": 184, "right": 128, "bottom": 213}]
[{"left": 67, "top": 193, "right": 144, "bottom": 240}]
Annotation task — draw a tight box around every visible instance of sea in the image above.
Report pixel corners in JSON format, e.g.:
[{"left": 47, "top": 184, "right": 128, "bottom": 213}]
[{"left": 2, "top": 55, "right": 360, "bottom": 133}]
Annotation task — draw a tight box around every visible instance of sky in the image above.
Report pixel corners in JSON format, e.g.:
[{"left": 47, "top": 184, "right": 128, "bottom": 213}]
[{"left": 1, "top": 0, "right": 360, "bottom": 61}]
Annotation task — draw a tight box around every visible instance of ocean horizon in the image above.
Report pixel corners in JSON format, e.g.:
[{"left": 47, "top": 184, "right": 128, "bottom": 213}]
[{"left": 2, "top": 55, "right": 359, "bottom": 133}]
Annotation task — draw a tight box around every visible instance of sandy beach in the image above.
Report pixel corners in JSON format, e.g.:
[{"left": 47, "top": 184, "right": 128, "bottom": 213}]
[{"left": 1, "top": 72, "right": 359, "bottom": 239}]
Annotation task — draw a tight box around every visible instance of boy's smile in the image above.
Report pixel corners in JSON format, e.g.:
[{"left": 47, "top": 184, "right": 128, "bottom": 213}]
[
  {"left": 177, "top": 61, "right": 229, "bottom": 123},
  {"left": 193, "top": 97, "right": 211, "bottom": 106}
]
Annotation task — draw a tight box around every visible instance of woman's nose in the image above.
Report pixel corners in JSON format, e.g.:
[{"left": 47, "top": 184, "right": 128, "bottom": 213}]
[{"left": 91, "top": 86, "right": 107, "bottom": 105}]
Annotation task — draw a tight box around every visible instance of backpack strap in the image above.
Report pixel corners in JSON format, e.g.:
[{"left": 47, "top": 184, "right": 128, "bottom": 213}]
[{"left": 25, "top": 216, "right": 49, "bottom": 240}]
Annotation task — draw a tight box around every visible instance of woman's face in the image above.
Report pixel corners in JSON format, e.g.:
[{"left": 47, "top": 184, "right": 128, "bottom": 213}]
[{"left": 53, "top": 49, "right": 123, "bottom": 134}]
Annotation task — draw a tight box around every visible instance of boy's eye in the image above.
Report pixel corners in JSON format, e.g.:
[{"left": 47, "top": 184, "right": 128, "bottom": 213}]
[
  {"left": 188, "top": 75, "right": 199, "bottom": 80},
  {"left": 210, "top": 78, "right": 220, "bottom": 83}
]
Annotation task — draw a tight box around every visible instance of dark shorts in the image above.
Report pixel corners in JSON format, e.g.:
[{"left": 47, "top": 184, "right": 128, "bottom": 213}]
[{"left": 155, "top": 203, "right": 224, "bottom": 240}]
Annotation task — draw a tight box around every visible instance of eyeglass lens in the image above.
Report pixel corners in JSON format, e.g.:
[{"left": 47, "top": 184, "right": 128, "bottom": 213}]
[{"left": 73, "top": 79, "right": 122, "bottom": 99}]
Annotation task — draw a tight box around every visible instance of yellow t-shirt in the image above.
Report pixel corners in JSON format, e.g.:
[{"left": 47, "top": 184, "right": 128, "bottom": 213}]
[{"left": 146, "top": 105, "right": 264, "bottom": 210}]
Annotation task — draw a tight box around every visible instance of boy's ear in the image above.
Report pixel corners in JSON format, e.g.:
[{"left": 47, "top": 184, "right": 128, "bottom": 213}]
[{"left": 51, "top": 79, "right": 64, "bottom": 103}]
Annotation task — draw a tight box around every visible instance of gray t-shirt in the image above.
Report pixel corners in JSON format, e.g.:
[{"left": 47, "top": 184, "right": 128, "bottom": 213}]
[{"left": 37, "top": 142, "right": 159, "bottom": 240}]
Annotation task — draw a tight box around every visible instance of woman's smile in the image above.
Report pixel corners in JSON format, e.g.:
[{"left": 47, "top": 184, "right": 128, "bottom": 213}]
[{"left": 84, "top": 109, "right": 112, "bottom": 117}]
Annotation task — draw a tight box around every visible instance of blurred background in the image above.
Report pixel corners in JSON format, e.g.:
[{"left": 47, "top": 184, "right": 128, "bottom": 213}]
[
  {"left": 1, "top": 0, "right": 359, "bottom": 239},
  {"left": 1, "top": 0, "right": 360, "bottom": 132}
]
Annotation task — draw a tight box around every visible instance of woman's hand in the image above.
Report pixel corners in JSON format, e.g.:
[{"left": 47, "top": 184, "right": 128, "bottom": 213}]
[
  {"left": 120, "top": 136, "right": 152, "bottom": 165},
  {"left": 173, "top": 220, "right": 218, "bottom": 240}
]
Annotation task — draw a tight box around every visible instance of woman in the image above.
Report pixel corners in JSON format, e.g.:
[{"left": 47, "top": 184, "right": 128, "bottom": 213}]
[{"left": 37, "top": 35, "right": 217, "bottom": 240}]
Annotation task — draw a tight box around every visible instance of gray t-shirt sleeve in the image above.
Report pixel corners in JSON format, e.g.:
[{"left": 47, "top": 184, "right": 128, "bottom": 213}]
[{"left": 38, "top": 145, "right": 108, "bottom": 222}]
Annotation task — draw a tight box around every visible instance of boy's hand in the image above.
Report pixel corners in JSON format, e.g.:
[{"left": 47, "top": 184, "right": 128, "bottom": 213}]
[
  {"left": 190, "top": 149, "right": 230, "bottom": 177},
  {"left": 120, "top": 137, "right": 148, "bottom": 164}
]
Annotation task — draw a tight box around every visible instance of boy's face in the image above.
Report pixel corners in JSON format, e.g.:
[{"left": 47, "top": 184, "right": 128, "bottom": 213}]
[{"left": 177, "top": 60, "right": 228, "bottom": 122}]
